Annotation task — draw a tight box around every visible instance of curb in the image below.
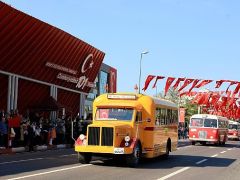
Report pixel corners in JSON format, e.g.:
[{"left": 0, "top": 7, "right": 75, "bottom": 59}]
[{"left": 0, "top": 144, "right": 72, "bottom": 155}]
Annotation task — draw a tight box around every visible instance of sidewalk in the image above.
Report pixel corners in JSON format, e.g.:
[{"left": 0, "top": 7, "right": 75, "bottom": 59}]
[{"left": 0, "top": 144, "right": 72, "bottom": 155}]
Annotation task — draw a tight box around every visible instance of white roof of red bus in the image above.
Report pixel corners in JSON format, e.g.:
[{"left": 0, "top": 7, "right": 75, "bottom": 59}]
[
  {"left": 228, "top": 120, "right": 239, "bottom": 125},
  {"left": 191, "top": 114, "right": 228, "bottom": 121}
]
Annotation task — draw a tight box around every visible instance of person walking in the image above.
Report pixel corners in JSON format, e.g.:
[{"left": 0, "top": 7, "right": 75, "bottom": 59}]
[{"left": 0, "top": 116, "right": 8, "bottom": 148}]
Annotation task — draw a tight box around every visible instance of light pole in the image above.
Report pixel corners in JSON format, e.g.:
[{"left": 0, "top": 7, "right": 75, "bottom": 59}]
[{"left": 138, "top": 51, "right": 149, "bottom": 94}]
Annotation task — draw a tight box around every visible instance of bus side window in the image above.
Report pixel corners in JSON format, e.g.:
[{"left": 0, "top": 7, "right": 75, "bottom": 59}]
[
  {"left": 155, "top": 108, "right": 160, "bottom": 126},
  {"left": 160, "top": 108, "right": 166, "bottom": 125},
  {"left": 136, "top": 111, "right": 142, "bottom": 123}
]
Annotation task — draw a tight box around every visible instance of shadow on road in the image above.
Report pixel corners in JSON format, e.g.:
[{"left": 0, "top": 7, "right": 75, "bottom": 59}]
[{"left": 91, "top": 154, "right": 236, "bottom": 170}]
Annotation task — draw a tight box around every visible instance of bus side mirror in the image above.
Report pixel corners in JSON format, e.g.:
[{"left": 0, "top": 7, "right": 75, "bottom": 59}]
[{"left": 136, "top": 111, "right": 142, "bottom": 123}]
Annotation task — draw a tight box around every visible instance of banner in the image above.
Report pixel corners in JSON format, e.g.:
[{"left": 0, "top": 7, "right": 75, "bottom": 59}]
[{"left": 179, "top": 108, "right": 185, "bottom": 123}]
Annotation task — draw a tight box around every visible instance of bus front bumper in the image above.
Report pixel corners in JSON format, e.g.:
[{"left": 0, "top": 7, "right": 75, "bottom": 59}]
[
  {"left": 189, "top": 138, "right": 218, "bottom": 142},
  {"left": 75, "top": 145, "right": 133, "bottom": 155},
  {"left": 227, "top": 135, "right": 239, "bottom": 140}
]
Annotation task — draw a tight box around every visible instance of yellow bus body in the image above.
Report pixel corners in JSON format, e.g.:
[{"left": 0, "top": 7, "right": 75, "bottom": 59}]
[{"left": 75, "top": 93, "right": 178, "bottom": 160}]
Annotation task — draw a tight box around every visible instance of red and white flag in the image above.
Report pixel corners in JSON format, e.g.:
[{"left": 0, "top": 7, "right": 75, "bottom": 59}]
[
  {"left": 226, "top": 81, "right": 238, "bottom": 93},
  {"left": 188, "top": 79, "right": 200, "bottom": 93},
  {"left": 152, "top": 76, "right": 165, "bottom": 88},
  {"left": 215, "top": 80, "right": 228, "bottom": 88},
  {"left": 232, "top": 82, "right": 240, "bottom": 97},
  {"left": 178, "top": 78, "right": 194, "bottom": 92},
  {"left": 194, "top": 79, "right": 213, "bottom": 88},
  {"left": 164, "top": 77, "right": 175, "bottom": 96},
  {"left": 142, "top": 75, "right": 155, "bottom": 91},
  {"left": 172, "top": 78, "right": 185, "bottom": 90}
]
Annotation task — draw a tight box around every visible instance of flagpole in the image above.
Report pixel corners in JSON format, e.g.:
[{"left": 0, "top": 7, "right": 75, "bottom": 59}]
[{"left": 138, "top": 51, "right": 149, "bottom": 94}]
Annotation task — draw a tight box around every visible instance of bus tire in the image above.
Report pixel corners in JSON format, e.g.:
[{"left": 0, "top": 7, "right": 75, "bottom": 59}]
[
  {"left": 78, "top": 152, "right": 92, "bottom": 164},
  {"left": 191, "top": 141, "right": 196, "bottom": 145},
  {"left": 200, "top": 141, "right": 206, "bottom": 146},
  {"left": 126, "top": 142, "right": 141, "bottom": 167},
  {"left": 163, "top": 142, "right": 171, "bottom": 159}
]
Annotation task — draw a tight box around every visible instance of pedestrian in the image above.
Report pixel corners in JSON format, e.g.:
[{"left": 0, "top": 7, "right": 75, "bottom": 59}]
[{"left": 0, "top": 116, "right": 8, "bottom": 148}]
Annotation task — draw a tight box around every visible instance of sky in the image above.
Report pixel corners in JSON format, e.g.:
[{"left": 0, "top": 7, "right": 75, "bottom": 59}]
[{"left": 2, "top": 0, "right": 240, "bottom": 96}]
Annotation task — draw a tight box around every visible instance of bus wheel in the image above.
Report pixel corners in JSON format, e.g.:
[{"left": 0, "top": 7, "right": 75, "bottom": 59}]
[
  {"left": 200, "top": 141, "right": 206, "bottom": 146},
  {"left": 162, "top": 144, "right": 170, "bottom": 159},
  {"left": 78, "top": 152, "right": 92, "bottom": 164},
  {"left": 191, "top": 141, "right": 196, "bottom": 145},
  {"left": 126, "top": 143, "right": 141, "bottom": 167}
]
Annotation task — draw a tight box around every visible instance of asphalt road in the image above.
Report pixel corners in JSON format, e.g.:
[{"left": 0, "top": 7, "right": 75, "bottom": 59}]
[{"left": 0, "top": 140, "right": 239, "bottom": 180}]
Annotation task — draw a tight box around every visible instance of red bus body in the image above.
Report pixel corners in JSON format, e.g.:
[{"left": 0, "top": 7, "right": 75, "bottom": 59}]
[
  {"left": 189, "top": 114, "right": 228, "bottom": 145},
  {"left": 228, "top": 120, "right": 240, "bottom": 140}
]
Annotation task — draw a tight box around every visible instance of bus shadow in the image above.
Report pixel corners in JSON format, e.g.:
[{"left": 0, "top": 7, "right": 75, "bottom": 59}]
[{"left": 92, "top": 154, "right": 236, "bottom": 169}]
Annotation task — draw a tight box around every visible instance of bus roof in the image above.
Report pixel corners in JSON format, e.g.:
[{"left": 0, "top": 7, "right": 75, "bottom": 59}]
[
  {"left": 190, "top": 114, "right": 228, "bottom": 121},
  {"left": 151, "top": 96, "right": 178, "bottom": 108},
  {"left": 94, "top": 93, "right": 178, "bottom": 109},
  {"left": 228, "top": 120, "right": 239, "bottom": 125}
]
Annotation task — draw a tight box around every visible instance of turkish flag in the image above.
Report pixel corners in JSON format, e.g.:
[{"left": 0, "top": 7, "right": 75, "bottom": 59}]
[
  {"left": 152, "top": 76, "right": 165, "bottom": 88},
  {"left": 194, "top": 80, "right": 213, "bottom": 88},
  {"left": 192, "top": 93, "right": 203, "bottom": 103},
  {"left": 215, "top": 80, "right": 228, "bottom": 88},
  {"left": 142, "top": 75, "right": 156, "bottom": 91},
  {"left": 197, "top": 93, "right": 211, "bottom": 105},
  {"left": 164, "top": 77, "right": 175, "bottom": 96},
  {"left": 226, "top": 81, "right": 238, "bottom": 93},
  {"left": 232, "top": 82, "right": 240, "bottom": 97},
  {"left": 178, "top": 78, "right": 194, "bottom": 92},
  {"left": 210, "top": 93, "right": 221, "bottom": 106},
  {"left": 220, "top": 96, "right": 228, "bottom": 107},
  {"left": 172, "top": 78, "right": 185, "bottom": 90},
  {"left": 188, "top": 79, "right": 200, "bottom": 93}
]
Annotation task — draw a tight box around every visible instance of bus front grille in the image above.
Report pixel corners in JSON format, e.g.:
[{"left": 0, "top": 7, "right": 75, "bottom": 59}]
[
  {"left": 101, "top": 127, "right": 113, "bottom": 146},
  {"left": 88, "top": 127, "right": 100, "bottom": 145},
  {"left": 199, "top": 131, "right": 207, "bottom": 139}
]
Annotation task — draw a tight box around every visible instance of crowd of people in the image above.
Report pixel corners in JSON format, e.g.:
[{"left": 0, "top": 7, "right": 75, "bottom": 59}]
[
  {"left": 178, "top": 123, "right": 189, "bottom": 139},
  {"left": 0, "top": 109, "right": 90, "bottom": 151}
]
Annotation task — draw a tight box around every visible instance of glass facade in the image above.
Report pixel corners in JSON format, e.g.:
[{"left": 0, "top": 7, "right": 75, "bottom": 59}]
[
  {"left": 83, "top": 65, "right": 116, "bottom": 121},
  {"left": 99, "top": 71, "right": 108, "bottom": 94}
]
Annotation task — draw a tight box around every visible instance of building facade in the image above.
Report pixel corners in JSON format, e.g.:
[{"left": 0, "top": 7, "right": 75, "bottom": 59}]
[{"left": 0, "top": 2, "right": 117, "bottom": 119}]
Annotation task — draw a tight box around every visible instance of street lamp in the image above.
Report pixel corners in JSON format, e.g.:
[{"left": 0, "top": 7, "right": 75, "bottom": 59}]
[{"left": 138, "top": 51, "right": 149, "bottom": 94}]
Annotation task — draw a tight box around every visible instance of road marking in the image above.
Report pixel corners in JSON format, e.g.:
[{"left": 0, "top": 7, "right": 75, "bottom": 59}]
[
  {"left": 0, "top": 158, "right": 44, "bottom": 165},
  {"left": 220, "top": 151, "right": 226, "bottom": 154},
  {"left": 195, "top": 159, "right": 208, "bottom": 165},
  {"left": 59, "top": 154, "right": 76, "bottom": 157},
  {"left": 177, "top": 146, "right": 191, "bottom": 150},
  {"left": 209, "top": 147, "right": 216, "bottom": 149},
  {"left": 227, "top": 148, "right": 232, "bottom": 151},
  {"left": 157, "top": 167, "right": 190, "bottom": 180},
  {"left": 7, "top": 164, "right": 92, "bottom": 180},
  {"left": 211, "top": 154, "right": 218, "bottom": 157}
]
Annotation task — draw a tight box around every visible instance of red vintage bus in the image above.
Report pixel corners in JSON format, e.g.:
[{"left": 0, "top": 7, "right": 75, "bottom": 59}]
[
  {"left": 228, "top": 120, "right": 240, "bottom": 140},
  {"left": 189, "top": 114, "right": 228, "bottom": 145}
]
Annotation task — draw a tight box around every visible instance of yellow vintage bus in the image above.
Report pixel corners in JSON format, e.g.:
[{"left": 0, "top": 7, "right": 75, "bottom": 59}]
[{"left": 75, "top": 93, "right": 178, "bottom": 167}]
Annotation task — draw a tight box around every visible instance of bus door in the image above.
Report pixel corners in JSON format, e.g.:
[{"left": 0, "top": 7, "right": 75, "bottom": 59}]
[{"left": 134, "top": 110, "right": 144, "bottom": 142}]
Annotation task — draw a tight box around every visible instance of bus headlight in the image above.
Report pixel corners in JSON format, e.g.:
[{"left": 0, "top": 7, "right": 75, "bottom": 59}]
[
  {"left": 79, "top": 134, "right": 85, "bottom": 141},
  {"left": 124, "top": 136, "right": 130, "bottom": 142},
  {"left": 125, "top": 142, "right": 129, "bottom": 147}
]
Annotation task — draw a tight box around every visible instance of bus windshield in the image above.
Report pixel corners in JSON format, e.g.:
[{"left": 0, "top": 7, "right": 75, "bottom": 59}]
[
  {"left": 190, "top": 118, "right": 218, "bottom": 128},
  {"left": 204, "top": 118, "right": 217, "bottom": 128},
  {"left": 190, "top": 118, "right": 203, "bottom": 127},
  {"left": 228, "top": 124, "right": 238, "bottom": 130},
  {"left": 95, "top": 108, "right": 134, "bottom": 121}
]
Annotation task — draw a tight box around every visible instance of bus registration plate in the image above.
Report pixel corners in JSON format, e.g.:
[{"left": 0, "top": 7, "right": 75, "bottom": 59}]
[{"left": 114, "top": 148, "right": 124, "bottom": 154}]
